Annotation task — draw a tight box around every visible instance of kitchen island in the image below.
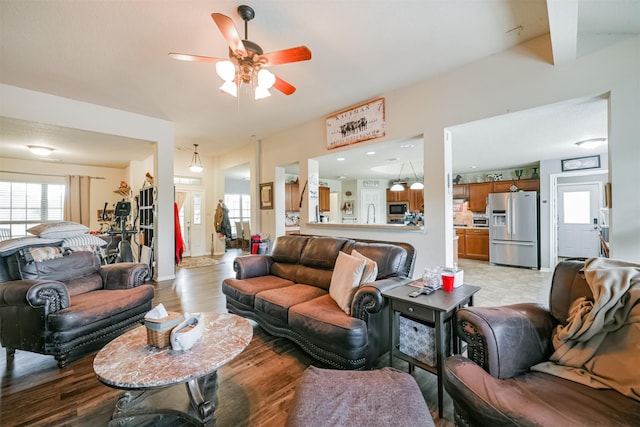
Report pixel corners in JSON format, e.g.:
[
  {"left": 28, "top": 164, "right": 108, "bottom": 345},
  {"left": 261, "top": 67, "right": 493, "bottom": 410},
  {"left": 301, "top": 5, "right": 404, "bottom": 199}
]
[{"left": 306, "top": 222, "right": 424, "bottom": 232}]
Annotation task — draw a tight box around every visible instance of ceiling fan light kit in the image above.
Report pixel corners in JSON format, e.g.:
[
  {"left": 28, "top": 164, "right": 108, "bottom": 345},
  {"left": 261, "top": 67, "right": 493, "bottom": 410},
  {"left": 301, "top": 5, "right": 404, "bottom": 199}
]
[{"left": 170, "top": 5, "right": 311, "bottom": 101}]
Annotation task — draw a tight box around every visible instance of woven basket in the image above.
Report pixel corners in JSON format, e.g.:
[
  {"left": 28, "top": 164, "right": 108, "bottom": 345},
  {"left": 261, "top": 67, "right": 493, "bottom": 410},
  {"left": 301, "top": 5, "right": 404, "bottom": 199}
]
[{"left": 144, "top": 311, "right": 182, "bottom": 348}]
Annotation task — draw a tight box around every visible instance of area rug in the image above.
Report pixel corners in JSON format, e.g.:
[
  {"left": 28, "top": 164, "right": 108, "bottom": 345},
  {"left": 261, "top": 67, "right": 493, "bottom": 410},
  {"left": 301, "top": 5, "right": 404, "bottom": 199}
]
[{"left": 178, "top": 256, "right": 223, "bottom": 269}]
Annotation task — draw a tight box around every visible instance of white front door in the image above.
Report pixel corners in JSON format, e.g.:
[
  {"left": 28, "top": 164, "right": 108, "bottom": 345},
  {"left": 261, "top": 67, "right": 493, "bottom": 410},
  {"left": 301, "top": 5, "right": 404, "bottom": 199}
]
[
  {"left": 178, "top": 190, "right": 206, "bottom": 257},
  {"left": 557, "top": 183, "right": 601, "bottom": 258}
]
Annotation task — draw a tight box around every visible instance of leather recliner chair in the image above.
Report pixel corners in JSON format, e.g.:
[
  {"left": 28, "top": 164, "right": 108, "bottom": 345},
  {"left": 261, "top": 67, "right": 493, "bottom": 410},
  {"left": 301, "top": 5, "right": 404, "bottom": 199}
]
[
  {"left": 443, "top": 259, "right": 640, "bottom": 426},
  {"left": 0, "top": 246, "right": 154, "bottom": 368}
]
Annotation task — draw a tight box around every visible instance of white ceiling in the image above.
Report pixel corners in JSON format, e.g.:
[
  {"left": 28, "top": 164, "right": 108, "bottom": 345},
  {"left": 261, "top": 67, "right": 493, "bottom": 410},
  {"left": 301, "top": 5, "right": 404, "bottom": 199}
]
[{"left": 0, "top": 1, "right": 637, "bottom": 175}]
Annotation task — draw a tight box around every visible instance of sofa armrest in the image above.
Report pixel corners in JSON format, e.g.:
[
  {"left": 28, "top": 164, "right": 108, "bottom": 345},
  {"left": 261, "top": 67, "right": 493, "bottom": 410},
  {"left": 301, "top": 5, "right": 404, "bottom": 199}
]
[
  {"left": 233, "top": 255, "right": 274, "bottom": 279},
  {"left": 100, "top": 262, "right": 150, "bottom": 289},
  {"left": 352, "top": 276, "right": 411, "bottom": 318},
  {"left": 0, "top": 279, "right": 69, "bottom": 313},
  {"left": 456, "top": 303, "right": 556, "bottom": 379}
]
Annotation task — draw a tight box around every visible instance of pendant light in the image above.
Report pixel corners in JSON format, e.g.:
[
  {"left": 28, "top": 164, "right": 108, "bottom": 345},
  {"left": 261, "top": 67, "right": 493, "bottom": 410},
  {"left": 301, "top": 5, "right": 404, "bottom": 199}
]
[
  {"left": 390, "top": 163, "right": 405, "bottom": 192},
  {"left": 189, "top": 144, "right": 203, "bottom": 173},
  {"left": 409, "top": 162, "right": 424, "bottom": 190}
]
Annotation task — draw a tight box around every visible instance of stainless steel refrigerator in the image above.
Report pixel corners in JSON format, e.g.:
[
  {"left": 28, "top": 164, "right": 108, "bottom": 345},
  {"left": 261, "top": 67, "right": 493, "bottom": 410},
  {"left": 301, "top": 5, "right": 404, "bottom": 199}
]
[{"left": 488, "top": 191, "right": 539, "bottom": 268}]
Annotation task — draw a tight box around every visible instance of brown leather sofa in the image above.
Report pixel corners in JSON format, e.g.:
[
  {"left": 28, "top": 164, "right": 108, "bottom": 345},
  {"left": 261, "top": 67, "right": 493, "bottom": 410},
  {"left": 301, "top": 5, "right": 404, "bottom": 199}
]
[
  {"left": 0, "top": 244, "right": 154, "bottom": 368},
  {"left": 443, "top": 259, "right": 640, "bottom": 426},
  {"left": 222, "top": 235, "right": 415, "bottom": 369}
]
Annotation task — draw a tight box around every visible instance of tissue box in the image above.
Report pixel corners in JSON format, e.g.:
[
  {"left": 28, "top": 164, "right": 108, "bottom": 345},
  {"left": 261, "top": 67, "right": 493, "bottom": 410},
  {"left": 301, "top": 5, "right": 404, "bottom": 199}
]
[
  {"left": 144, "top": 311, "right": 182, "bottom": 348},
  {"left": 440, "top": 268, "right": 464, "bottom": 288}
]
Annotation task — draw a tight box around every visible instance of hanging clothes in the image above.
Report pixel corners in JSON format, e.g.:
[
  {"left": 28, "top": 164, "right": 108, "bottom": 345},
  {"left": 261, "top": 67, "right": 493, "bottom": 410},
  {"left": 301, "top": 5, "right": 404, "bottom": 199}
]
[
  {"left": 174, "top": 202, "right": 185, "bottom": 264},
  {"left": 214, "top": 201, "right": 224, "bottom": 233},
  {"left": 220, "top": 203, "right": 232, "bottom": 239}
]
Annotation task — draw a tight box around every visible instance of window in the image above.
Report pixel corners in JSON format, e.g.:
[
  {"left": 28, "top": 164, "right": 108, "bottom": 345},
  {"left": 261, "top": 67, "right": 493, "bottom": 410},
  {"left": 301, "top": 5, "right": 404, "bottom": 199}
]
[
  {"left": 563, "top": 191, "right": 590, "bottom": 224},
  {"left": 224, "top": 194, "right": 250, "bottom": 238},
  {"left": 0, "top": 181, "right": 66, "bottom": 237}
]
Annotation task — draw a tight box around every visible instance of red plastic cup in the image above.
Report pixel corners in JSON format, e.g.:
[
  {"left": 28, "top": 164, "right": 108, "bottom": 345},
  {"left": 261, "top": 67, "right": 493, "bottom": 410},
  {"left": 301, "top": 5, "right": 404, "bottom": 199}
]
[{"left": 441, "top": 273, "right": 455, "bottom": 292}]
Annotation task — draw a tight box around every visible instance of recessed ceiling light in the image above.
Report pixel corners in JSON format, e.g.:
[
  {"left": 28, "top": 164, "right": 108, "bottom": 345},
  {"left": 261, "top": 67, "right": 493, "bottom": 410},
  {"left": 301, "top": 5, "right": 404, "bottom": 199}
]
[
  {"left": 400, "top": 144, "right": 414, "bottom": 149},
  {"left": 366, "top": 151, "right": 376, "bottom": 155},
  {"left": 575, "top": 138, "right": 606, "bottom": 149},
  {"left": 27, "top": 145, "right": 54, "bottom": 156},
  {"left": 337, "top": 157, "right": 345, "bottom": 161},
  {"left": 470, "top": 165, "right": 477, "bottom": 169}
]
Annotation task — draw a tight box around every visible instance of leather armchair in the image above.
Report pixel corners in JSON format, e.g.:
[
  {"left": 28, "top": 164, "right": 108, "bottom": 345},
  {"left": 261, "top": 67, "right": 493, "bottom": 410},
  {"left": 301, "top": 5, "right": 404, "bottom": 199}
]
[
  {"left": 443, "top": 259, "right": 640, "bottom": 426},
  {"left": 0, "top": 248, "right": 154, "bottom": 368}
]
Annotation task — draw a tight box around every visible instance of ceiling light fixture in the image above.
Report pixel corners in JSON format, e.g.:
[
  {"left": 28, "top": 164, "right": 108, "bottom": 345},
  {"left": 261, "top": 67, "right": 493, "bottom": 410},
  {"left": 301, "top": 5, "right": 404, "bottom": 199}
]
[
  {"left": 27, "top": 145, "right": 54, "bottom": 156},
  {"left": 409, "top": 162, "right": 424, "bottom": 190},
  {"left": 189, "top": 144, "right": 203, "bottom": 173},
  {"left": 575, "top": 138, "right": 606, "bottom": 149},
  {"left": 390, "top": 163, "right": 405, "bottom": 192}
]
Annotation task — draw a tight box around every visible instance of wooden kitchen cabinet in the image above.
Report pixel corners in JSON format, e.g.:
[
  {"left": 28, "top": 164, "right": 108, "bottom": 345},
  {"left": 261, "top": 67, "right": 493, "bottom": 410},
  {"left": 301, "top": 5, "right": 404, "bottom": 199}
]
[
  {"left": 456, "top": 229, "right": 466, "bottom": 259},
  {"left": 386, "top": 186, "right": 408, "bottom": 202},
  {"left": 452, "top": 184, "right": 468, "bottom": 200},
  {"left": 468, "top": 182, "right": 492, "bottom": 212},
  {"left": 285, "top": 182, "right": 300, "bottom": 212},
  {"left": 409, "top": 188, "right": 424, "bottom": 212},
  {"left": 464, "top": 228, "right": 490, "bottom": 261},
  {"left": 491, "top": 178, "right": 539, "bottom": 193},
  {"left": 319, "top": 186, "right": 330, "bottom": 212}
]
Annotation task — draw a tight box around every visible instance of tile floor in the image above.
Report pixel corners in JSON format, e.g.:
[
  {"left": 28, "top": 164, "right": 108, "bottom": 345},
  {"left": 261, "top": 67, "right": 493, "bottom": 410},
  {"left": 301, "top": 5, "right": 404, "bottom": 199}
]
[{"left": 456, "top": 258, "right": 554, "bottom": 307}]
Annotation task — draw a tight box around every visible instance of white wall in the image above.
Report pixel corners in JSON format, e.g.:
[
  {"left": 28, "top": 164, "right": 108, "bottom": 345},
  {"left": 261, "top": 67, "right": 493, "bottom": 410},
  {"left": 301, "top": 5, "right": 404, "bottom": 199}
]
[
  {"left": 256, "top": 34, "right": 640, "bottom": 276},
  {"left": 0, "top": 84, "right": 176, "bottom": 281}
]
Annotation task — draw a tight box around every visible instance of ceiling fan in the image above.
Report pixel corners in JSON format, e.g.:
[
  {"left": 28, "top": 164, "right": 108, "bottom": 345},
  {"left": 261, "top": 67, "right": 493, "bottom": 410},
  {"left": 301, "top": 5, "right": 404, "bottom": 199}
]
[{"left": 169, "top": 5, "right": 312, "bottom": 99}]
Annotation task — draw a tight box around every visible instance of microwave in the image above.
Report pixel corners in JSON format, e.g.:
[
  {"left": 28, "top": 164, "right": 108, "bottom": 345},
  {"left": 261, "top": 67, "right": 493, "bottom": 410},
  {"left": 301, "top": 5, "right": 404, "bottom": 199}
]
[{"left": 387, "top": 201, "right": 409, "bottom": 217}]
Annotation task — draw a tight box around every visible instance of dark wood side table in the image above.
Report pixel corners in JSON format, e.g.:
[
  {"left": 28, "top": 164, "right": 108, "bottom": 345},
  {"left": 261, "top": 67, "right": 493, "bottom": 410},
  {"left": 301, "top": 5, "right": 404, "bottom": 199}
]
[{"left": 383, "top": 284, "right": 480, "bottom": 418}]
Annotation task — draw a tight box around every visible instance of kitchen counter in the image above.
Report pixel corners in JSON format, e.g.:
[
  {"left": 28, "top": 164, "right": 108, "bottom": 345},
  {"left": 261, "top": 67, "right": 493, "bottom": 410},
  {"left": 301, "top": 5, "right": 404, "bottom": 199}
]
[
  {"left": 306, "top": 222, "right": 424, "bottom": 232},
  {"left": 454, "top": 225, "right": 489, "bottom": 231}
]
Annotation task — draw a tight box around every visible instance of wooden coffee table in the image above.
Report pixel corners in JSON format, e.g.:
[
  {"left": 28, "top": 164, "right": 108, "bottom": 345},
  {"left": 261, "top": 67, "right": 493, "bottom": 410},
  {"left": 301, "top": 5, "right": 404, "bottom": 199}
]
[{"left": 93, "top": 312, "right": 253, "bottom": 426}]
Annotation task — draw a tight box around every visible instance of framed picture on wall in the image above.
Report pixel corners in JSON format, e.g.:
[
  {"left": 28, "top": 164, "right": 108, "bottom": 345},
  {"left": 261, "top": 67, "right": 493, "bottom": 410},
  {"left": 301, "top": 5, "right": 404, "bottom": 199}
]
[
  {"left": 260, "top": 182, "right": 273, "bottom": 209},
  {"left": 561, "top": 155, "right": 601, "bottom": 172}
]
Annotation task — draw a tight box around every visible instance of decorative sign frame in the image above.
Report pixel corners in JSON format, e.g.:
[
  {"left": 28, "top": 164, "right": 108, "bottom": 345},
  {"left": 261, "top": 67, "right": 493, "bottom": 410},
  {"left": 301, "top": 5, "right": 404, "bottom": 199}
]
[
  {"left": 260, "top": 182, "right": 273, "bottom": 210},
  {"left": 326, "top": 97, "right": 385, "bottom": 149},
  {"left": 561, "top": 155, "right": 601, "bottom": 172}
]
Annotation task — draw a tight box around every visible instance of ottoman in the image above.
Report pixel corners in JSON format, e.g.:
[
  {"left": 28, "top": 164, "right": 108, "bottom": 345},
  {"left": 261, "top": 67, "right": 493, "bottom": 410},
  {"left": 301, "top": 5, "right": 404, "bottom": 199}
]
[{"left": 286, "top": 366, "right": 435, "bottom": 427}]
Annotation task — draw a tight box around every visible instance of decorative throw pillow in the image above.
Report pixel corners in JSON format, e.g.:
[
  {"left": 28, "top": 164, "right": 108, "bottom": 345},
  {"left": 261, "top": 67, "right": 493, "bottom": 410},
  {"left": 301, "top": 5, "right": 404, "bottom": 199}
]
[
  {"left": 352, "top": 249, "right": 379, "bottom": 284},
  {"left": 22, "top": 246, "right": 64, "bottom": 264},
  {"left": 27, "top": 221, "right": 89, "bottom": 239},
  {"left": 62, "top": 234, "right": 107, "bottom": 248},
  {"left": 329, "top": 251, "right": 366, "bottom": 315},
  {"left": 0, "top": 236, "right": 64, "bottom": 256}
]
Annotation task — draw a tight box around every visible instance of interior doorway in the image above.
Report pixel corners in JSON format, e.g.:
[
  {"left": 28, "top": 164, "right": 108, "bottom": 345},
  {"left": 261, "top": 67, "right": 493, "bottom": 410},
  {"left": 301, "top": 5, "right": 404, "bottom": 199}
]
[{"left": 176, "top": 189, "right": 206, "bottom": 257}]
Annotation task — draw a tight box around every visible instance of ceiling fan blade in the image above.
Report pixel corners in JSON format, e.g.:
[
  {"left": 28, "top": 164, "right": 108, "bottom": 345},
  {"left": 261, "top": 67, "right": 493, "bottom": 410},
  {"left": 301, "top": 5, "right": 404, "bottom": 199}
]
[
  {"left": 261, "top": 46, "right": 312, "bottom": 66},
  {"left": 211, "top": 13, "right": 247, "bottom": 55},
  {"left": 273, "top": 76, "right": 296, "bottom": 95},
  {"left": 169, "top": 53, "right": 225, "bottom": 63}
]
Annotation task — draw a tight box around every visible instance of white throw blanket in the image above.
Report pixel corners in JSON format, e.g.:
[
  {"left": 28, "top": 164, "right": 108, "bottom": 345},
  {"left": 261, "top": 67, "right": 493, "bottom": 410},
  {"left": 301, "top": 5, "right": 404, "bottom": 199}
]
[{"left": 532, "top": 257, "right": 640, "bottom": 401}]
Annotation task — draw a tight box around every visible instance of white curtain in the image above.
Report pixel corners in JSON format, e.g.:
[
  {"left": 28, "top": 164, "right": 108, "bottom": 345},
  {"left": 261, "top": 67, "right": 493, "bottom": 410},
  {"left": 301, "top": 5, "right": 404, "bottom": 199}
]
[{"left": 64, "top": 175, "right": 91, "bottom": 226}]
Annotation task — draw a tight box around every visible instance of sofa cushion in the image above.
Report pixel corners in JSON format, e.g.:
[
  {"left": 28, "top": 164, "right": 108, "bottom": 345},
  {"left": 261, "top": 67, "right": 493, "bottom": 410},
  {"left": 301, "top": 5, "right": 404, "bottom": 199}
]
[
  {"left": 289, "top": 294, "right": 368, "bottom": 353},
  {"left": 351, "top": 242, "right": 407, "bottom": 279},
  {"left": 255, "top": 284, "right": 327, "bottom": 325},
  {"left": 223, "top": 276, "right": 294, "bottom": 308},
  {"left": 300, "top": 237, "right": 350, "bottom": 270},
  {"left": 65, "top": 272, "right": 104, "bottom": 296},
  {"left": 27, "top": 221, "right": 89, "bottom": 239},
  {"left": 271, "top": 235, "right": 310, "bottom": 264},
  {"left": 10, "top": 250, "right": 100, "bottom": 282},
  {"left": 48, "top": 285, "right": 155, "bottom": 332},
  {"left": 329, "top": 252, "right": 366, "bottom": 314}
]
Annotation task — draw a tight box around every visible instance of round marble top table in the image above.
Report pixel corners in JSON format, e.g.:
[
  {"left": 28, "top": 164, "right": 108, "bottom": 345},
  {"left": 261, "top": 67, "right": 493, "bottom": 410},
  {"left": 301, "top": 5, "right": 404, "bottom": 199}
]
[{"left": 93, "top": 312, "right": 253, "bottom": 426}]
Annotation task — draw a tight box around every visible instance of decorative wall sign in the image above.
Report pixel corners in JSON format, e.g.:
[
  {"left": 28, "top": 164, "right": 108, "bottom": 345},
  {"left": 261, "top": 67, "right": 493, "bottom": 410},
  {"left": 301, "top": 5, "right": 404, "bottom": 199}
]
[
  {"left": 326, "top": 97, "right": 385, "bottom": 149},
  {"left": 260, "top": 182, "right": 273, "bottom": 209},
  {"left": 561, "top": 155, "right": 601, "bottom": 172}
]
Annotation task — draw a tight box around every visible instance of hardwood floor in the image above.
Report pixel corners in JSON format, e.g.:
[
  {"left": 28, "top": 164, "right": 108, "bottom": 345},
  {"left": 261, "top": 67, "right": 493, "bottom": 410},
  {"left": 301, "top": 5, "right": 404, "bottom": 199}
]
[{"left": 1, "top": 251, "right": 548, "bottom": 426}]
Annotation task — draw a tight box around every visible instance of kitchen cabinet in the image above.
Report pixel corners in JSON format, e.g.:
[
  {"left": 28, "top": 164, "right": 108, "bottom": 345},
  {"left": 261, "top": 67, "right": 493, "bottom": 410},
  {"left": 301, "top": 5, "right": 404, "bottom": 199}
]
[
  {"left": 456, "top": 227, "right": 489, "bottom": 261},
  {"left": 468, "top": 182, "right": 492, "bottom": 212},
  {"left": 285, "top": 182, "right": 300, "bottom": 212},
  {"left": 409, "top": 188, "right": 424, "bottom": 212},
  {"left": 452, "top": 184, "right": 468, "bottom": 200},
  {"left": 491, "top": 178, "right": 539, "bottom": 193},
  {"left": 386, "top": 186, "right": 408, "bottom": 202},
  {"left": 319, "top": 186, "right": 330, "bottom": 212}
]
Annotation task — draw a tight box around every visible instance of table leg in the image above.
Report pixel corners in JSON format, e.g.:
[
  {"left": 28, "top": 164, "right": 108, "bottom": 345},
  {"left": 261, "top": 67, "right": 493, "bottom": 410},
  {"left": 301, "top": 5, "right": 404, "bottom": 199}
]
[
  {"left": 435, "top": 311, "right": 444, "bottom": 418},
  {"left": 389, "top": 309, "right": 398, "bottom": 367},
  {"left": 187, "top": 371, "right": 218, "bottom": 424}
]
